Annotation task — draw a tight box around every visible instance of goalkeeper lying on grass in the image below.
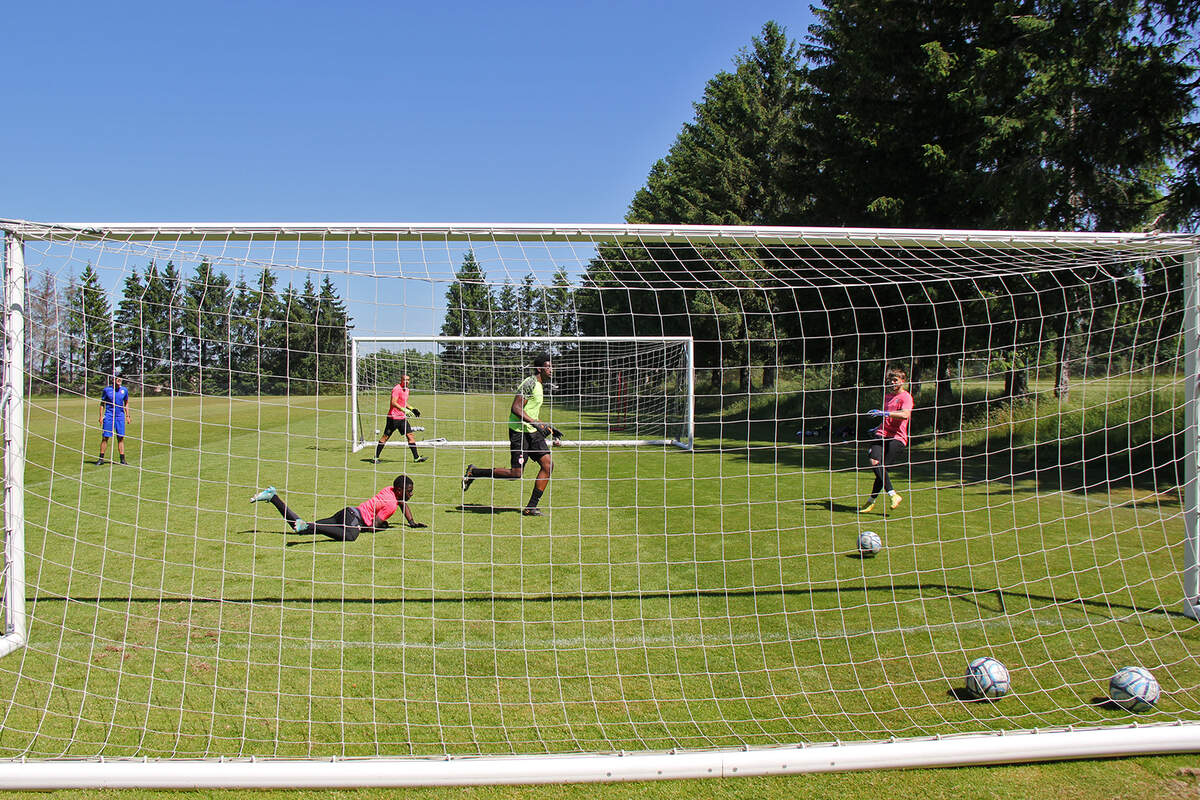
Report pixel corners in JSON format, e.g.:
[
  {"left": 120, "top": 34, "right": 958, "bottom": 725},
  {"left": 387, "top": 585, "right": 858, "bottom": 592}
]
[{"left": 251, "top": 474, "right": 425, "bottom": 542}]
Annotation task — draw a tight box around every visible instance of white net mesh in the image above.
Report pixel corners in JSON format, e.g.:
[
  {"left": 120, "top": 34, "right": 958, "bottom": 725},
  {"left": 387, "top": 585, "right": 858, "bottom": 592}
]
[
  {"left": 351, "top": 337, "right": 694, "bottom": 450},
  {"left": 0, "top": 221, "right": 1198, "bottom": 763}
]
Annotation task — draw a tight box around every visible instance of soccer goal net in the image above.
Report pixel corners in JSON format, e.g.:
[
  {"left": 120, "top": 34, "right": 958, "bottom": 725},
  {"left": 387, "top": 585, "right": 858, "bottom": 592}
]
[
  {"left": 350, "top": 336, "right": 694, "bottom": 451},
  {"left": 1, "top": 220, "right": 1199, "bottom": 787}
]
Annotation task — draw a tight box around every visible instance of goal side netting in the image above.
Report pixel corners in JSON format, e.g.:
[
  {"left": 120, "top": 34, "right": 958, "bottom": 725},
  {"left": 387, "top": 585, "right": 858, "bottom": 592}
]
[
  {"left": 350, "top": 336, "right": 694, "bottom": 451},
  {"left": 1, "top": 220, "right": 1199, "bottom": 787}
]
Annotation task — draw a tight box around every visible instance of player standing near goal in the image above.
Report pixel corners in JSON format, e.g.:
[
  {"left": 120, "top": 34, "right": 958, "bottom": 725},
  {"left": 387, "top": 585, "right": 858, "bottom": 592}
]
[
  {"left": 861, "top": 367, "right": 914, "bottom": 513},
  {"left": 250, "top": 474, "right": 426, "bottom": 541},
  {"left": 96, "top": 368, "right": 132, "bottom": 465},
  {"left": 462, "top": 353, "right": 562, "bottom": 516},
  {"left": 372, "top": 374, "right": 427, "bottom": 463}
]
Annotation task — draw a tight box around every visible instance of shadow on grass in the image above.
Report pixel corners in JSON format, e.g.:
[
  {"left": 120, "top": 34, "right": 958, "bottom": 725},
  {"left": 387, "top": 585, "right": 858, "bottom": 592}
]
[
  {"left": 34, "top": 583, "right": 1193, "bottom": 624},
  {"left": 946, "top": 687, "right": 999, "bottom": 703},
  {"left": 452, "top": 504, "right": 523, "bottom": 515}
]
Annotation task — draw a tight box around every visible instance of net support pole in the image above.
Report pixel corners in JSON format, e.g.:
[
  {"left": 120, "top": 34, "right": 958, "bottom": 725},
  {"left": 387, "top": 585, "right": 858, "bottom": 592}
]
[
  {"left": 684, "top": 337, "right": 695, "bottom": 449},
  {"left": 0, "top": 232, "right": 28, "bottom": 656},
  {"left": 350, "top": 337, "right": 362, "bottom": 452},
  {"left": 1184, "top": 250, "right": 1200, "bottom": 621}
]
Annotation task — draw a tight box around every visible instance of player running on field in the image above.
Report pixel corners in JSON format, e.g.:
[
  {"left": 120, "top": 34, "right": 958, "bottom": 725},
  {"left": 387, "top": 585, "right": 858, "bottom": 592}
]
[
  {"left": 462, "top": 353, "right": 562, "bottom": 517},
  {"left": 372, "top": 374, "right": 426, "bottom": 463},
  {"left": 96, "top": 368, "right": 132, "bottom": 465},
  {"left": 250, "top": 474, "right": 425, "bottom": 542},
  {"left": 861, "top": 366, "right": 914, "bottom": 513}
]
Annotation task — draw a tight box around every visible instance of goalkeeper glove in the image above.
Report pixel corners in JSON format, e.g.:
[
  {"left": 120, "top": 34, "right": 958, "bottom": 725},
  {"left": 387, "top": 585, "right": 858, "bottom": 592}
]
[
  {"left": 409, "top": 407, "right": 421, "bottom": 418},
  {"left": 408, "top": 521, "right": 427, "bottom": 528},
  {"left": 868, "top": 409, "right": 886, "bottom": 417}
]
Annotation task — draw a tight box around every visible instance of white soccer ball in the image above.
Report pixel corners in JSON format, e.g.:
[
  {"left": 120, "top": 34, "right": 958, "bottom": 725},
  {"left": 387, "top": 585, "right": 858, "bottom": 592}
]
[
  {"left": 857, "top": 530, "right": 882, "bottom": 556},
  {"left": 964, "top": 656, "right": 1010, "bottom": 700},
  {"left": 1109, "top": 666, "right": 1160, "bottom": 712}
]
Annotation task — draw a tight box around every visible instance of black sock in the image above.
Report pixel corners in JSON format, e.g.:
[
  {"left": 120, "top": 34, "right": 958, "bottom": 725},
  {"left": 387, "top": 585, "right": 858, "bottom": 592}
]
[
  {"left": 527, "top": 487, "right": 544, "bottom": 508},
  {"left": 410, "top": 444, "right": 420, "bottom": 459},
  {"left": 375, "top": 443, "right": 384, "bottom": 459}
]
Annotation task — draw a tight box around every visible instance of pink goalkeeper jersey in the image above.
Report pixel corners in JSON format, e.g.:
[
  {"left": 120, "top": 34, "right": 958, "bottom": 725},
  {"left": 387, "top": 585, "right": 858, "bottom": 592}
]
[
  {"left": 880, "top": 390, "right": 914, "bottom": 446},
  {"left": 357, "top": 486, "right": 399, "bottom": 528},
  {"left": 388, "top": 384, "right": 409, "bottom": 420}
]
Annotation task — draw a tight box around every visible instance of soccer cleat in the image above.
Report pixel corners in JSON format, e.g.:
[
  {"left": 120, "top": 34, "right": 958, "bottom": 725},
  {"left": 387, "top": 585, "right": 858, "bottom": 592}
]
[
  {"left": 250, "top": 486, "right": 277, "bottom": 503},
  {"left": 522, "top": 507, "right": 544, "bottom": 517},
  {"left": 413, "top": 455, "right": 427, "bottom": 463},
  {"left": 860, "top": 499, "right": 876, "bottom": 513},
  {"left": 462, "top": 465, "right": 474, "bottom": 492},
  {"left": 889, "top": 493, "right": 903, "bottom": 510},
  {"left": 369, "top": 458, "right": 380, "bottom": 464},
  {"left": 95, "top": 458, "right": 106, "bottom": 466},
  {"left": 293, "top": 519, "right": 309, "bottom": 532}
]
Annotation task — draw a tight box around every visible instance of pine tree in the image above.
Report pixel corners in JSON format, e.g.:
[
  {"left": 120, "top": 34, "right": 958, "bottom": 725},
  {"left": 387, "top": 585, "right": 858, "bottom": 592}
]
[
  {"left": 183, "top": 261, "right": 233, "bottom": 394},
  {"left": 113, "top": 268, "right": 146, "bottom": 381},
  {"left": 313, "top": 275, "right": 352, "bottom": 392},
  {"left": 66, "top": 264, "right": 114, "bottom": 392},
  {"left": 440, "top": 251, "right": 496, "bottom": 391}
]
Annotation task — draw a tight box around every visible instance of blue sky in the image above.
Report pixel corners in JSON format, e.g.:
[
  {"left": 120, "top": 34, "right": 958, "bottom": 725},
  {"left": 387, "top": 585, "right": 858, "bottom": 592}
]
[{"left": 3, "top": 1, "right": 816, "bottom": 225}]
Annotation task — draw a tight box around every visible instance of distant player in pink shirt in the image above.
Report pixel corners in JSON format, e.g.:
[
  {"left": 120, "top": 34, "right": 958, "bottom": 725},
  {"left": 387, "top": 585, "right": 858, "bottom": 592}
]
[
  {"left": 373, "top": 374, "right": 427, "bottom": 464},
  {"left": 862, "top": 367, "right": 914, "bottom": 513},
  {"left": 249, "top": 475, "right": 425, "bottom": 542}
]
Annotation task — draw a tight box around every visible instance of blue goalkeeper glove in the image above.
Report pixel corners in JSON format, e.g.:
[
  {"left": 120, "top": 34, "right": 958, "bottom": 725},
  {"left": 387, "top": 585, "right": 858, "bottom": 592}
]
[{"left": 868, "top": 409, "right": 886, "bottom": 417}]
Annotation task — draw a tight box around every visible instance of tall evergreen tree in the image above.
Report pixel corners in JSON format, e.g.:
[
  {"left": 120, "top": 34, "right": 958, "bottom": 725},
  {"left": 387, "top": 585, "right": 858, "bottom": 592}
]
[
  {"left": 113, "top": 268, "right": 146, "bottom": 381},
  {"left": 440, "top": 251, "right": 497, "bottom": 389},
  {"left": 183, "top": 261, "right": 233, "bottom": 394},
  {"left": 627, "top": 21, "right": 808, "bottom": 226},
  {"left": 284, "top": 280, "right": 318, "bottom": 394},
  {"left": 66, "top": 264, "right": 114, "bottom": 391},
  {"left": 313, "top": 275, "right": 352, "bottom": 392},
  {"left": 802, "top": 0, "right": 1197, "bottom": 230}
]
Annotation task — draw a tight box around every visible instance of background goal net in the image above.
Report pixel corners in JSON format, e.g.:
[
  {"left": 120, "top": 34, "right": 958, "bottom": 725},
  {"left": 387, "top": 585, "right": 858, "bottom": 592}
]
[
  {"left": 1, "top": 221, "right": 1199, "bottom": 786},
  {"left": 351, "top": 336, "right": 694, "bottom": 451}
]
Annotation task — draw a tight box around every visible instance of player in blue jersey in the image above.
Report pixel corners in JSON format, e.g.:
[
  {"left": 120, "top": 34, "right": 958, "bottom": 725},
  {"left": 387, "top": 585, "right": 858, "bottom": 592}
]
[{"left": 96, "top": 369, "right": 132, "bottom": 465}]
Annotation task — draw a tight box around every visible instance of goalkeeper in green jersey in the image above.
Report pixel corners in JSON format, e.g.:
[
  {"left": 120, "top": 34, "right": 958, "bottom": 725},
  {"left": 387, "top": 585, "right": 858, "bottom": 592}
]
[{"left": 462, "top": 353, "right": 562, "bottom": 516}]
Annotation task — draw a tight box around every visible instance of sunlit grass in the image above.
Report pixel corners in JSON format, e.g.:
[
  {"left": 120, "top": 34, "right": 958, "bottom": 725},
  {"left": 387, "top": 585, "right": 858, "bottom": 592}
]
[{"left": 0, "top": 387, "right": 1194, "bottom": 760}]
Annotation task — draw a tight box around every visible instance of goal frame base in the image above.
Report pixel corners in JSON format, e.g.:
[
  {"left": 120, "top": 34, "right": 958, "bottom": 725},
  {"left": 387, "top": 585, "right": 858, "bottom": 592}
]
[{"left": 0, "top": 725, "right": 1194, "bottom": 788}]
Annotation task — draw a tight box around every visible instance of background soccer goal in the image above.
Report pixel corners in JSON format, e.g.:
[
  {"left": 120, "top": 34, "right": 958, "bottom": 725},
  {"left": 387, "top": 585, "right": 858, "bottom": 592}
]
[
  {"left": 1, "top": 220, "right": 1199, "bottom": 787},
  {"left": 350, "top": 335, "right": 695, "bottom": 451}
]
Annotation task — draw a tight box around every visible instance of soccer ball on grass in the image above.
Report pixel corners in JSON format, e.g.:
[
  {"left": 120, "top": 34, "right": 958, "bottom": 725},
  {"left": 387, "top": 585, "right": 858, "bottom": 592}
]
[
  {"left": 857, "top": 530, "right": 882, "bottom": 557},
  {"left": 964, "top": 656, "right": 1010, "bottom": 700},
  {"left": 1108, "top": 666, "right": 1159, "bottom": 712}
]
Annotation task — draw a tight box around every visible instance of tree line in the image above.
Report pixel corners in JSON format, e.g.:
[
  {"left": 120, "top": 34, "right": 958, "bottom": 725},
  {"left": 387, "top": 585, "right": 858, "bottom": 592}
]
[
  {"left": 608, "top": 3, "right": 1197, "bottom": 397},
  {"left": 630, "top": 3, "right": 1197, "bottom": 232},
  {"left": 26, "top": 261, "right": 352, "bottom": 396},
  {"left": 436, "top": 3, "right": 1195, "bottom": 401}
]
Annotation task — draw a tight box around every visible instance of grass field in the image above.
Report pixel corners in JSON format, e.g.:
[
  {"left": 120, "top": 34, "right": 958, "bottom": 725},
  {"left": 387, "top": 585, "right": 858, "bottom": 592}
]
[{"left": 0, "top": 380, "right": 1195, "bottom": 771}]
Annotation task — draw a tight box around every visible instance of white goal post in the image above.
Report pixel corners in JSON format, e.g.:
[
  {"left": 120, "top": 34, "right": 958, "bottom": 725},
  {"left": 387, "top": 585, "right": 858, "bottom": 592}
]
[
  {"left": 1, "top": 220, "right": 1199, "bottom": 788},
  {"left": 350, "top": 335, "right": 695, "bottom": 451}
]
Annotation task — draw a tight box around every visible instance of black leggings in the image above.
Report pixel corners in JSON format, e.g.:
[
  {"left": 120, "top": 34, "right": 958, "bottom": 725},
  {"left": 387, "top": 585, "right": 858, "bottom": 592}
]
[
  {"left": 269, "top": 496, "right": 364, "bottom": 542},
  {"left": 866, "top": 438, "right": 906, "bottom": 497}
]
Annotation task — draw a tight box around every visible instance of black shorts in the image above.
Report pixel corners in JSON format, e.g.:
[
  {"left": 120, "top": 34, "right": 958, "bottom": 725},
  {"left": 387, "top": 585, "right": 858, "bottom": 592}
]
[
  {"left": 868, "top": 438, "right": 906, "bottom": 466},
  {"left": 383, "top": 417, "right": 413, "bottom": 437},
  {"left": 509, "top": 428, "right": 550, "bottom": 470}
]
